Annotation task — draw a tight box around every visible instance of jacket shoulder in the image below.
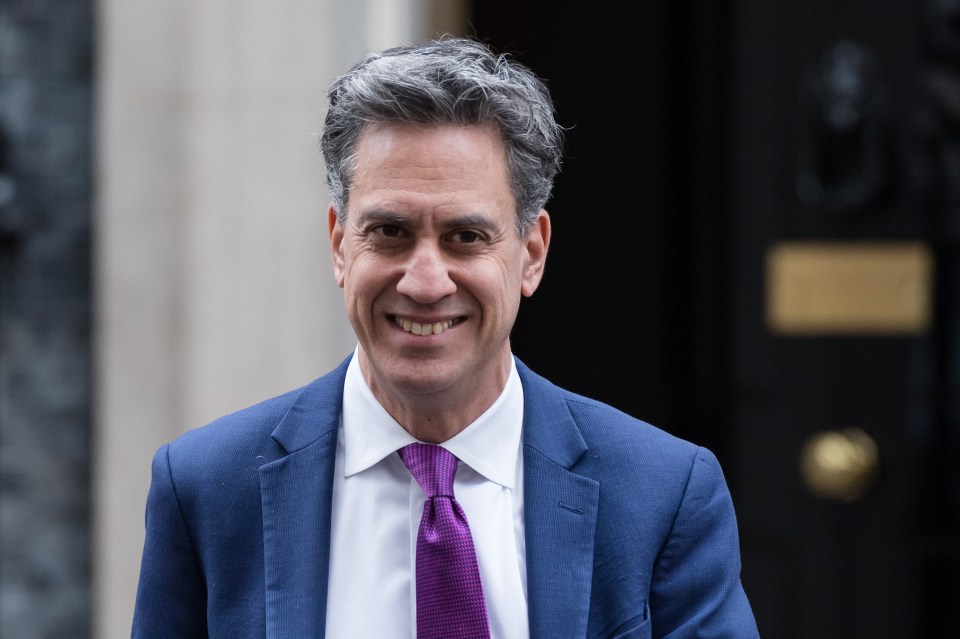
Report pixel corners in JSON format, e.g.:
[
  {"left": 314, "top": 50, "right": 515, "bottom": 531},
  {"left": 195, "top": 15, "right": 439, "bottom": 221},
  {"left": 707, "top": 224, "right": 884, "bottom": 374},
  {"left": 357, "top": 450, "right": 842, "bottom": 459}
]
[
  {"left": 166, "top": 384, "right": 304, "bottom": 469},
  {"left": 163, "top": 355, "right": 351, "bottom": 481},
  {"left": 560, "top": 388, "right": 699, "bottom": 462},
  {"left": 516, "top": 359, "right": 709, "bottom": 516},
  {"left": 516, "top": 357, "right": 700, "bottom": 469}
]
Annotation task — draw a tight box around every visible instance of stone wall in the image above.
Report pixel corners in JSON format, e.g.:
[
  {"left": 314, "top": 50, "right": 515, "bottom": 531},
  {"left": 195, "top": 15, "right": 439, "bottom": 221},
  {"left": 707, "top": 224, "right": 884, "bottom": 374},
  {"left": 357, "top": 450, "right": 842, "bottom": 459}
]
[
  {"left": 0, "top": 1, "right": 93, "bottom": 638},
  {"left": 93, "top": 2, "right": 468, "bottom": 636}
]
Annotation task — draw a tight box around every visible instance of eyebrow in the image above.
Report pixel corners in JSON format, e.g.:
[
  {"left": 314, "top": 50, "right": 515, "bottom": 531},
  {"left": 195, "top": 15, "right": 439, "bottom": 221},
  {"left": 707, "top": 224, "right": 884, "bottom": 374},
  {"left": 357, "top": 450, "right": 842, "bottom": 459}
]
[
  {"left": 440, "top": 214, "right": 499, "bottom": 233},
  {"left": 356, "top": 209, "right": 409, "bottom": 226},
  {"left": 356, "top": 210, "right": 501, "bottom": 233}
]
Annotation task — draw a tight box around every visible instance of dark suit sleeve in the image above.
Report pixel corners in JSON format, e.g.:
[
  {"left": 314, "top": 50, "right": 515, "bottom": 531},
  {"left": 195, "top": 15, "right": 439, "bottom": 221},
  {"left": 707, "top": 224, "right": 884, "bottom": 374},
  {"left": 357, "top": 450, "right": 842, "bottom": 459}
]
[
  {"left": 649, "top": 447, "right": 760, "bottom": 639},
  {"left": 131, "top": 444, "right": 209, "bottom": 638}
]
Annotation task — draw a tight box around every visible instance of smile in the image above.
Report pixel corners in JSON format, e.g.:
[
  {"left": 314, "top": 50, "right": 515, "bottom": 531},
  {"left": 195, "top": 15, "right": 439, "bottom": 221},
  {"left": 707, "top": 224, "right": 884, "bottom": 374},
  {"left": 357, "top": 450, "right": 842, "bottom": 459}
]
[{"left": 393, "top": 315, "right": 461, "bottom": 336}]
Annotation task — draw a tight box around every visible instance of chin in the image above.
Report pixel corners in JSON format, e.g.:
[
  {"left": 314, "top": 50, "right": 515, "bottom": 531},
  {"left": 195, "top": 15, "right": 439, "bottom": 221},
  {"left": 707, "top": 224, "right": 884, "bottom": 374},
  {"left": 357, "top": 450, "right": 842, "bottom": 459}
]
[{"left": 385, "top": 362, "right": 462, "bottom": 397}]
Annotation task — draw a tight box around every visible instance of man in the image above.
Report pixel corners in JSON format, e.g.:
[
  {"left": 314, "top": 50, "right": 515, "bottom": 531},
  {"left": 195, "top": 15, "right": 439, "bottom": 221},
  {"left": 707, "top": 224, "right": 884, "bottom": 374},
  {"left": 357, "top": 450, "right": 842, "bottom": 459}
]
[{"left": 133, "top": 38, "right": 759, "bottom": 638}]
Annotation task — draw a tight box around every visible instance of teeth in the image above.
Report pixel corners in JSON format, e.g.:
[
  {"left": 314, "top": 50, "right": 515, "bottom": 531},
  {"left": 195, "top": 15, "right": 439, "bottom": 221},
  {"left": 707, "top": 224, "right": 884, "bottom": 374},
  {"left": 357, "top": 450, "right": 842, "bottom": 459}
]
[{"left": 395, "top": 316, "right": 455, "bottom": 336}]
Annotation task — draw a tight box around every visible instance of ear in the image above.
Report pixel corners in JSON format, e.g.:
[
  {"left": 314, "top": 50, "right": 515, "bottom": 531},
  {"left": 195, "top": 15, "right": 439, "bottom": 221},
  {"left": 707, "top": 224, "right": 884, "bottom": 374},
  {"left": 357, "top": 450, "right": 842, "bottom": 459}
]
[
  {"left": 328, "top": 203, "right": 346, "bottom": 288},
  {"left": 520, "top": 210, "right": 551, "bottom": 297}
]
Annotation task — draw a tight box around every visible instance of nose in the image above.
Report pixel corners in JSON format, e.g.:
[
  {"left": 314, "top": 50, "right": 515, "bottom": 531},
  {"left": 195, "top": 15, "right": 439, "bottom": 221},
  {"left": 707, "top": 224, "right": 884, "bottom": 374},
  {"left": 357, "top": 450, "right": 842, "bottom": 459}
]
[{"left": 396, "top": 242, "right": 457, "bottom": 303}]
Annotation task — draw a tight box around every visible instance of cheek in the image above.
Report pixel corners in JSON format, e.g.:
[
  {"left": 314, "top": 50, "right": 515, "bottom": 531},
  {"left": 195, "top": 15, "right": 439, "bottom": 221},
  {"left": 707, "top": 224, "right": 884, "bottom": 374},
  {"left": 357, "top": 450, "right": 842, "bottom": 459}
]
[
  {"left": 344, "top": 261, "right": 391, "bottom": 303},
  {"left": 476, "top": 265, "right": 524, "bottom": 317}
]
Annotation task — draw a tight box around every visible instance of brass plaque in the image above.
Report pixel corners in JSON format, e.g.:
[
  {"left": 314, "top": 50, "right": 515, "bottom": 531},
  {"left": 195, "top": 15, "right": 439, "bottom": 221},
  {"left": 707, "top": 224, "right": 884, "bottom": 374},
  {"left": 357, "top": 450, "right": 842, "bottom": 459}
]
[{"left": 766, "top": 242, "right": 933, "bottom": 335}]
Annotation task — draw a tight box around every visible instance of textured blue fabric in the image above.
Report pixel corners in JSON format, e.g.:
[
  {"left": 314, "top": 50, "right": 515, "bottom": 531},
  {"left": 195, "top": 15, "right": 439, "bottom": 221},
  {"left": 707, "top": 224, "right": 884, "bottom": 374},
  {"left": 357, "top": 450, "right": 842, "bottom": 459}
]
[{"left": 132, "top": 355, "right": 759, "bottom": 638}]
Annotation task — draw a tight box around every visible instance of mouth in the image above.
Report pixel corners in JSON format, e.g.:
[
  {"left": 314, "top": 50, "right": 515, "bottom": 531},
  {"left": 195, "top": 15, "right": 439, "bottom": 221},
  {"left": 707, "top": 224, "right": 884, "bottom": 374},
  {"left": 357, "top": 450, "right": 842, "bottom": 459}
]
[{"left": 391, "top": 315, "right": 464, "bottom": 336}]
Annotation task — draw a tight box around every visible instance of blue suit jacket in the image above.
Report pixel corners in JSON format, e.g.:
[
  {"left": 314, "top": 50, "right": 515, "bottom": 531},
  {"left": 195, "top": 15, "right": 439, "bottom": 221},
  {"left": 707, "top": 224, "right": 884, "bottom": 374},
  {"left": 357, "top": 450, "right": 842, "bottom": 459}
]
[{"left": 133, "top": 356, "right": 759, "bottom": 638}]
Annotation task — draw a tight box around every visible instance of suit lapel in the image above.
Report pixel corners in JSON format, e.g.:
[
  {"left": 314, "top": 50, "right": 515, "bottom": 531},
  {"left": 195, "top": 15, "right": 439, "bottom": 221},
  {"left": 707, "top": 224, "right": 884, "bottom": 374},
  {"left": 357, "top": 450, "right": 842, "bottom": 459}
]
[
  {"left": 259, "top": 357, "right": 349, "bottom": 638},
  {"left": 518, "top": 360, "right": 600, "bottom": 639}
]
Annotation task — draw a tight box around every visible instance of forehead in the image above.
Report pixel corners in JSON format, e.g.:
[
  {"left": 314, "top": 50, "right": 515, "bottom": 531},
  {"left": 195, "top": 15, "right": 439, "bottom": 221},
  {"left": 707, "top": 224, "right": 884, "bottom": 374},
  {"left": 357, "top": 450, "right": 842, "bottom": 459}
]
[
  {"left": 350, "top": 123, "right": 511, "bottom": 196},
  {"left": 344, "top": 123, "right": 518, "bottom": 230}
]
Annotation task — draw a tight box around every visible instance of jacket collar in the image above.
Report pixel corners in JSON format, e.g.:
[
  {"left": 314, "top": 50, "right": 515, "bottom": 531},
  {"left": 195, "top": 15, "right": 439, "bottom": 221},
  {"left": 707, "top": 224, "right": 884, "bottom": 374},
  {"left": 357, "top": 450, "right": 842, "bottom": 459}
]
[
  {"left": 517, "top": 359, "right": 599, "bottom": 638},
  {"left": 270, "top": 355, "right": 349, "bottom": 454}
]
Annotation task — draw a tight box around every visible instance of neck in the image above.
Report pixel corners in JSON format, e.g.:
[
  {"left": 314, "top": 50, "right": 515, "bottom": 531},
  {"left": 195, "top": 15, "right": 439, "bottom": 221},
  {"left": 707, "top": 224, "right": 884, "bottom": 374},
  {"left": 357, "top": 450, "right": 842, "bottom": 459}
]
[{"left": 358, "top": 350, "right": 512, "bottom": 444}]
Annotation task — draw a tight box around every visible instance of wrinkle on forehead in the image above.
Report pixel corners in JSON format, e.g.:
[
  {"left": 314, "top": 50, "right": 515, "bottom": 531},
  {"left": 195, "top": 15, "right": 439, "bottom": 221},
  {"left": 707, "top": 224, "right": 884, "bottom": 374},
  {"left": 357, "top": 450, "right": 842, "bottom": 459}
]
[
  {"left": 353, "top": 123, "right": 510, "bottom": 185},
  {"left": 348, "top": 123, "right": 515, "bottom": 223}
]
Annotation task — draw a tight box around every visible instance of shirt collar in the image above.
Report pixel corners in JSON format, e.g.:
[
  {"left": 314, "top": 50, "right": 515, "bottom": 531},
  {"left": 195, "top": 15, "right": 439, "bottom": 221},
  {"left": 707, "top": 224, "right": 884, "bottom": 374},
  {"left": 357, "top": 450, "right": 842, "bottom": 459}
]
[{"left": 341, "top": 349, "right": 524, "bottom": 489}]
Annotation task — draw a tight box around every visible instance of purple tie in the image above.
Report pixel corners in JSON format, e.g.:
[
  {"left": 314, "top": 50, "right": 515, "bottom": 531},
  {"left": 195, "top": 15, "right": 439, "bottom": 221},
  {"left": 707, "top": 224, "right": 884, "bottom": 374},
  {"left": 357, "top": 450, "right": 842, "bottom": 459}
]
[{"left": 398, "top": 443, "right": 491, "bottom": 639}]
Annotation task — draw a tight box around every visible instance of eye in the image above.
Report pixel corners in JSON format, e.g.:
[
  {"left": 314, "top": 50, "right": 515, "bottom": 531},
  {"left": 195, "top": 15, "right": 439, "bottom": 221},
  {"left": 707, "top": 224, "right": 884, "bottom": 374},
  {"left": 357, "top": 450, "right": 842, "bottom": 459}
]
[
  {"left": 452, "top": 230, "right": 482, "bottom": 244},
  {"left": 373, "top": 224, "right": 402, "bottom": 238}
]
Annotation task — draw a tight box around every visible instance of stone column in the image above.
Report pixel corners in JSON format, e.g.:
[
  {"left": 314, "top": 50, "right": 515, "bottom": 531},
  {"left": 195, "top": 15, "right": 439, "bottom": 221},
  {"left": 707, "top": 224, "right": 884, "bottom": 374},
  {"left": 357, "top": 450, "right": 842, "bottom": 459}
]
[{"left": 93, "top": 1, "right": 466, "bottom": 636}]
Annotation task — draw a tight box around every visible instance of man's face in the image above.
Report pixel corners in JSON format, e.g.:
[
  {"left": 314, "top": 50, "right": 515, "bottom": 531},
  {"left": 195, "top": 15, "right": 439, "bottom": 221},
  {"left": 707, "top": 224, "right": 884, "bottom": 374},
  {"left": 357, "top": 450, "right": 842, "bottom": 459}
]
[{"left": 329, "top": 123, "right": 550, "bottom": 415}]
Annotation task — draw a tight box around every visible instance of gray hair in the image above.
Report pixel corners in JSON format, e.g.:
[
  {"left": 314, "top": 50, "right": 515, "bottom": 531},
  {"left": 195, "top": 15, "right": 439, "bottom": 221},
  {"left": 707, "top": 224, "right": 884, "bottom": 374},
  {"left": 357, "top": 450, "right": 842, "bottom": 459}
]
[{"left": 321, "top": 38, "right": 563, "bottom": 233}]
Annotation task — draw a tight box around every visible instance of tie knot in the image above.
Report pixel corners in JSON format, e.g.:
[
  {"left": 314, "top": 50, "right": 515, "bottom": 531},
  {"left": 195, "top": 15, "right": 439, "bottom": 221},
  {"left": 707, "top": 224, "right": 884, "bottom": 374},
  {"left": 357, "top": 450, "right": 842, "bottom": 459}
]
[{"left": 399, "top": 443, "right": 457, "bottom": 498}]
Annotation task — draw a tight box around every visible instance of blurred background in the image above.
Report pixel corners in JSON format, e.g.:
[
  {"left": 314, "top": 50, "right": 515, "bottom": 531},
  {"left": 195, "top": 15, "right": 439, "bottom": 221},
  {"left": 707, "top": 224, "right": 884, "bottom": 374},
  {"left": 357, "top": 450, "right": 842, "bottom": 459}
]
[{"left": 1, "top": 0, "right": 957, "bottom": 637}]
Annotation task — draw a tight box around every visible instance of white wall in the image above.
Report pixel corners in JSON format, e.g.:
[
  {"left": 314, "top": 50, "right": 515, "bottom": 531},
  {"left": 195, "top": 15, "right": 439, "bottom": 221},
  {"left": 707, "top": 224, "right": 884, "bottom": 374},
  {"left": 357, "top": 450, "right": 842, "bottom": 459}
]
[{"left": 93, "top": 1, "right": 466, "bottom": 636}]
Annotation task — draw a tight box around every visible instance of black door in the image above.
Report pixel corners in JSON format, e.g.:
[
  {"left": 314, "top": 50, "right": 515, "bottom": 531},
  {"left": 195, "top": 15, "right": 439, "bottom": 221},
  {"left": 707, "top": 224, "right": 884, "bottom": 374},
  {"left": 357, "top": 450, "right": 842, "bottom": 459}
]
[
  {"left": 473, "top": 1, "right": 958, "bottom": 637},
  {"left": 725, "top": 1, "right": 958, "bottom": 636}
]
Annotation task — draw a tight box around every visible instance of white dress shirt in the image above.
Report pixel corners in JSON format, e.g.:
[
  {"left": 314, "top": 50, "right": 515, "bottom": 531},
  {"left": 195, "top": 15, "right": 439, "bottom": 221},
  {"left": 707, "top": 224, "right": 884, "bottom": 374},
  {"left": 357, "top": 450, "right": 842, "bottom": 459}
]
[{"left": 325, "top": 352, "right": 529, "bottom": 639}]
